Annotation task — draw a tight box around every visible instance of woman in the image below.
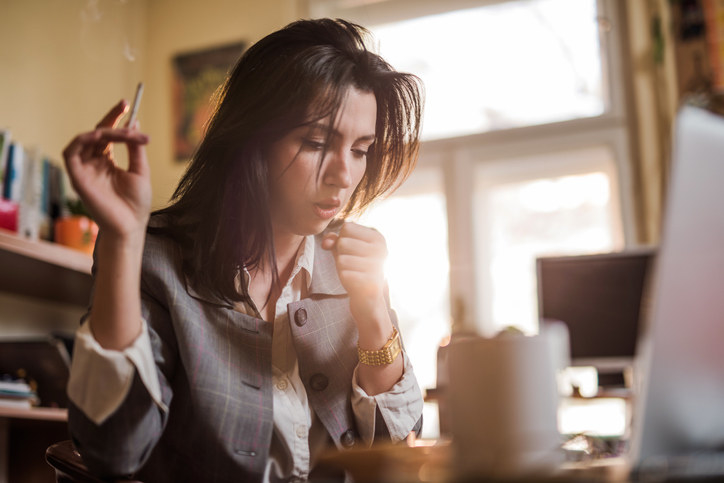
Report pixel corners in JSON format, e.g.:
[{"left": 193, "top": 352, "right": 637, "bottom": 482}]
[{"left": 63, "top": 18, "right": 424, "bottom": 482}]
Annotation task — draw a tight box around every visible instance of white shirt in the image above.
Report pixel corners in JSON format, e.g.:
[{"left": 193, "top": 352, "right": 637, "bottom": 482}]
[{"left": 67, "top": 234, "right": 422, "bottom": 482}]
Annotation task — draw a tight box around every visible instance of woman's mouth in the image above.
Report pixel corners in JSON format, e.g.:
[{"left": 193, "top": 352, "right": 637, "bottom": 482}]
[{"left": 313, "top": 199, "right": 340, "bottom": 220}]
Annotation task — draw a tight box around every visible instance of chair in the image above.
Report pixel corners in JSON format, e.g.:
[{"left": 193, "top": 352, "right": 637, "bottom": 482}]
[{"left": 45, "top": 441, "right": 142, "bottom": 483}]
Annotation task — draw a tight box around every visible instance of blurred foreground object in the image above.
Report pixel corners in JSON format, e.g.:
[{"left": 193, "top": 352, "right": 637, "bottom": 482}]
[{"left": 446, "top": 324, "right": 569, "bottom": 480}]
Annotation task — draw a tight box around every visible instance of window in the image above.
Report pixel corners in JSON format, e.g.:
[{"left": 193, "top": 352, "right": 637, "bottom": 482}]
[
  {"left": 308, "top": 0, "right": 634, "bottom": 438},
  {"left": 370, "top": 0, "right": 607, "bottom": 140},
  {"left": 474, "top": 147, "right": 624, "bottom": 334}
]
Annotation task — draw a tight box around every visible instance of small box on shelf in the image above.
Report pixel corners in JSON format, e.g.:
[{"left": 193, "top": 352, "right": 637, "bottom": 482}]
[{"left": 0, "top": 198, "right": 18, "bottom": 232}]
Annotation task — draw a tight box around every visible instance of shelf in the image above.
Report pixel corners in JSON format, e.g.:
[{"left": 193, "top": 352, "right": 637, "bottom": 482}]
[
  {"left": 0, "top": 228, "right": 92, "bottom": 306},
  {"left": 0, "top": 228, "right": 92, "bottom": 274},
  {"left": 0, "top": 407, "right": 69, "bottom": 483},
  {"left": 0, "top": 406, "right": 67, "bottom": 422}
]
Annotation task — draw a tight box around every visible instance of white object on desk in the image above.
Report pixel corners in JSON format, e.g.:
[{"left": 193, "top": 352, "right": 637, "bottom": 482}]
[{"left": 447, "top": 323, "right": 569, "bottom": 479}]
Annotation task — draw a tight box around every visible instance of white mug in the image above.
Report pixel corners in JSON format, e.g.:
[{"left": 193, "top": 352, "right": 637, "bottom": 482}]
[{"left": 447, "top": 323, "right": 569, "bottom": 480}]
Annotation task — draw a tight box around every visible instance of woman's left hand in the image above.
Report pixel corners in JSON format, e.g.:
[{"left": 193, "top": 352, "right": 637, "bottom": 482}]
[
  {"left": 321, "top": 222, "right": 391, "bottom": 333},
  {"left": 324, "top": 222, "right": 403, "bottom": 396}
]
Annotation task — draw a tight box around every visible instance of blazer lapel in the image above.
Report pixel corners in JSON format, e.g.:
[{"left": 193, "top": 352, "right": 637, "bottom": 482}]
[{"left": 308, "top": 233, "right": 347, "bottom": 297}]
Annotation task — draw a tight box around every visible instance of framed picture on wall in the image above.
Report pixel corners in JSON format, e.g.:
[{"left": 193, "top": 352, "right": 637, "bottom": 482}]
[{"left": 172, "top": 41, "right": 246, "bottom": 162}]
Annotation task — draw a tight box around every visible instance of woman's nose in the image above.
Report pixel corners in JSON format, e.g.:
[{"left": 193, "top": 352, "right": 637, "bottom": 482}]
[{"left": 323, "top": 150, "right": 352, "bottom": 188}]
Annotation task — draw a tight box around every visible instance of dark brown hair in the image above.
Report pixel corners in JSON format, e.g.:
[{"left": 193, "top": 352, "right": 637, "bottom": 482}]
[{"left": 150, "top": 18, "right": 423, "bottom": 305}]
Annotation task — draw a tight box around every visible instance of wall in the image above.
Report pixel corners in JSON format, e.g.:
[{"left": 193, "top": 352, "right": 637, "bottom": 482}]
[
  {"left": 0, "top": 0, "right": 300, "bottom": 209},
  {"left": 0, "top": 0, "right": 147, "bottom": 169},
  {"left": 143, "top": 0, "right": 300, "bottom": 208}
]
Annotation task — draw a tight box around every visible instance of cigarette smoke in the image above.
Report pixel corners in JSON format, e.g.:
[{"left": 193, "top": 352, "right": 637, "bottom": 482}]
[{"left": 79, "top": 0, "right": 139, "bottom": 64}]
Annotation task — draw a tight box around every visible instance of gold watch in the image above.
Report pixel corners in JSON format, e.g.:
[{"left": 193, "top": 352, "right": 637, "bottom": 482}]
[{"left": 358, "top": 327, "right": 402, "bottom": 366}]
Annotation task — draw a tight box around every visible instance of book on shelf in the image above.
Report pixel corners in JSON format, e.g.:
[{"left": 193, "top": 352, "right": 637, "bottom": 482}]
[
  {"left": 19, "top": 146, "right": 44, "bottom": 240},
  {"left": 3, "top": 142, "right": 25, "bottom": 203},
  {"left": 0, "top": 129, "right": 10, "bottom": 190},
  {"left": 0, "top": 376, "right": 40, "bottom": 409},
  {"left": 0, "top": 133, "right": 72, "bottom": 240},
  {"left": 0, "top": 398, "right": 34, "bottom": 409}
]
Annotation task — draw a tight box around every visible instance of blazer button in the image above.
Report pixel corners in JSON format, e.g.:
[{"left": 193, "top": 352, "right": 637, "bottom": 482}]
[
  {"left": 340, "top": 429, "right": 356, "bottom": 448},
  {"left": 309, "top": 373, "right": 328, "bottom": 391},
  {"left": 294, "top": 308, "right": 308, "bottom": 327}
]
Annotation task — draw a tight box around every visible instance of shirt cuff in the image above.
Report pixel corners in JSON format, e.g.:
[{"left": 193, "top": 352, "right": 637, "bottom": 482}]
[
  {"left": 67, "top": 317, "right": 168, "bottom": 425},
  {"left": 350, "top": 350, "right": 423, "bottom": 446}
]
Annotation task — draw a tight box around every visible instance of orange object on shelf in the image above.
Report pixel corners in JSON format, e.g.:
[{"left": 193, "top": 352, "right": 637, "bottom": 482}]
[{"left": 53, "top": 216, "right": 98, "bottom": 255}]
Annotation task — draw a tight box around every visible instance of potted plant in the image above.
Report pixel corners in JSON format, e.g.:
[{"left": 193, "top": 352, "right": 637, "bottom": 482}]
[{"left": 53, "top": 199, "right": 98, "bottom": 255}]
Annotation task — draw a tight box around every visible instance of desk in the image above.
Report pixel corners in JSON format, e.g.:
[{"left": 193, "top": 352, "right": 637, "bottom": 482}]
[
  {"left": 0, "top": 407, "right": 68, "bottom": 483},
  {"left": 317, "top": 441, "right": 631, "bottom": 482}
]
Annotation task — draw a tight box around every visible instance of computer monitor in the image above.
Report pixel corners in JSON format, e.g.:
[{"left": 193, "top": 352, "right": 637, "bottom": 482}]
[
  {"left": 631, "top": 105, "right": 724, "bottom": 467},
  {"left": 537, "top": 250, "right": 655, "bottom": 386}
]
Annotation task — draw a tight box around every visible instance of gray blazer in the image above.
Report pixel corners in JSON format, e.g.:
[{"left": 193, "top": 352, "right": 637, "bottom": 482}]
[{"left": 67, "top": 215, "right": 423, "bottom": 482}]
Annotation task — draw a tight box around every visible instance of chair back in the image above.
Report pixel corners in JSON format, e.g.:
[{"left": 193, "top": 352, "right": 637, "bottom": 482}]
[{"left": 45, "top": 441, "right": 142, "bottom": 483}]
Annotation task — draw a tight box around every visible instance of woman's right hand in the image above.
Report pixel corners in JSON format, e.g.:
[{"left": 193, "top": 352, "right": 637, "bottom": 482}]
[{"left": 62, "top": 100, "right": 152, "bottom": 241}]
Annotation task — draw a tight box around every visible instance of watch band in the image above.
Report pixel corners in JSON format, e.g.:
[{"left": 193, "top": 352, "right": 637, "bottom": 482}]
[{"left": 358, "top": 326, "right": 402, "bottom": 366}]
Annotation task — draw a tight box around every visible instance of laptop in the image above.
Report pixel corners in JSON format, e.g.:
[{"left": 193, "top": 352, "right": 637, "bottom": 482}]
[{"left": 629, "top": 105, "right": 724, "bottom": 479}]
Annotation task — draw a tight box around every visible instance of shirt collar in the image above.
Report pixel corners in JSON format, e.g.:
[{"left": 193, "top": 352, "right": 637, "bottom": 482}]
[
  {"left": 184, "top": 230, "right": 347, "bottom": 308},
  {"left": 293, "top": 234, "right": 315, "bottom": 291},
  {"left": 238, "top": 234, "right": 315, "bottom": 293}
]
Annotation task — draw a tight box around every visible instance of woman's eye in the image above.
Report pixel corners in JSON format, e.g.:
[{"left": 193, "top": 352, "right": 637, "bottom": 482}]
[
  {"left": 352, "top": 149, "right": 368, "bottom": 159},
  {"left": 302, "top": 139, "right": 326, "bottom": 150}
]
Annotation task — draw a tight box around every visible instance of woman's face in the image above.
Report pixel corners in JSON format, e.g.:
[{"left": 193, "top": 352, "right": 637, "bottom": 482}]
[{"left": 267, "top": 86, "right": 377, "bottom": 236}]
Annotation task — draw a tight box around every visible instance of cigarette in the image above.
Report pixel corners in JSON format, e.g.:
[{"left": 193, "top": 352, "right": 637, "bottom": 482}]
[{"left": 127, "top": 82, "right": 144, "bottom": 128}]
